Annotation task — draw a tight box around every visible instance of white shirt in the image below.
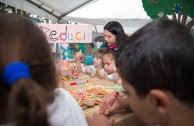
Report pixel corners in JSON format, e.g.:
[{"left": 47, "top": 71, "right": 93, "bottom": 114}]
[
  {"left": 82, "top": 65, "right": 96, "bottom": 74},
  {"left": 47, "top": 88, "right": 88, "bottom": 126}
]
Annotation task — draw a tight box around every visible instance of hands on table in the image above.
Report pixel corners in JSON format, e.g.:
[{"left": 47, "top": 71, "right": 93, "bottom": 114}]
[
  {"left": 86, "top": 113, "right": 112, "bottom": 126},
  {"left": 96, "top": 69, "right": 108, "bottom": 79},
  {"left": 86, "top": 93, "right": 122, "bottom": 126}
]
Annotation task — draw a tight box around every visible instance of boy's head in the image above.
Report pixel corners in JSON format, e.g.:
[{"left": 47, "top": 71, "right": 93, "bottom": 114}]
[
  {"left": 93, "top": 49, "right": 105, "bottom": 67},
  {"left": 116, "top": 19, "right": 194, "bottom": 125},
  {"left": 102, "top": 49, "right": 116, "bottom": 74}
]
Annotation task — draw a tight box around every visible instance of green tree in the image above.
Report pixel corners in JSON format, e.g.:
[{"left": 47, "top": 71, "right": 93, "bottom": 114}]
[{"left": 142, "top": 0, "right": 194, "bottom": 30}]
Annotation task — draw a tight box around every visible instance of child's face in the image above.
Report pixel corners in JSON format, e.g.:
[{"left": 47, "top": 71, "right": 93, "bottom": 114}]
[
  {"left": 93, "top": 56, "right": 102, "bottom": 67},
  {"left": 102, "top": 54, "right": 115, "bottom": 74},
  {"left": 122, "top": 80, "right": 160, "bottom": 125}
]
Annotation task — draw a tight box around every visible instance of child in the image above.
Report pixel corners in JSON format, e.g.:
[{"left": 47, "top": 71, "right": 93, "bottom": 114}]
[
  {"left": 87, "top": 19, "right": 194, "bottom": 126},
  {"left": 76, "top": 49, "right": 105, "bottom": 77},
  {"left": 97, "top": 49, "right": 120, "bottom": 83},
  {"left": 0, "top": 15, "right": 87, "bottom": 126}
]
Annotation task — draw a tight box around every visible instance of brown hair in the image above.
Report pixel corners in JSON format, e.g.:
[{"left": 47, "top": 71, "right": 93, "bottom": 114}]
[
  {"left": 94, "top": 49, "right": 105, "bottom": 59},
  {"left": 0, "top": 14, "right": 57, "bottom": 125},
  {"left": 102, "top": 49, "right": 116, "bottom": 61},
  {"left": 104, "top": 21, "right": 127, "bottom": 46}
]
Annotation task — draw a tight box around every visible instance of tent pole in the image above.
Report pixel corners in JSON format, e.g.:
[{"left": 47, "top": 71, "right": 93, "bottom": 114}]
[
  {"left": 94, "top": 25, "right": 98, "bottom": 32},
  {"left": 26, "top": 0, "right": 59, "bottom": 19}
]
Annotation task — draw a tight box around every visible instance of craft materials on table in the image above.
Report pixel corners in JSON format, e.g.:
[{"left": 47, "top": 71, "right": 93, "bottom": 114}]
[
  {"left": 68, "top": 84, "right": 125, "bottom": 110},
  {"left": 62, "top": 65, "right": 80, "bottom": 81},
  {"left": 71, "top": 65, "right": 80, "bottom": 76},
  {"left": 70, "top": 79, "right": 88, "bottom": 85}
]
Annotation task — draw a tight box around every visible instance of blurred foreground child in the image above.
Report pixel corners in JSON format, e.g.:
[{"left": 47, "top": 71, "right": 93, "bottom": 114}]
[
  {"left": 0, "top": 15, "right": 87, "bottom": 126},
  {"left": 87, "top": 20, "right": 194, "bottom": 126}
]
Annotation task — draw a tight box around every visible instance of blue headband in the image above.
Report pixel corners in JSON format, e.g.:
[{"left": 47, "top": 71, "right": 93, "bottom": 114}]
[{"left": 3, "top": 62, "right": 31, "bottom": 86}]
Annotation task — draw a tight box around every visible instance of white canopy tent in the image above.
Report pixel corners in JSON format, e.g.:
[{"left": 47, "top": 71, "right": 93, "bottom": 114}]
[
  {"left": 66, "top": 0, "right": 152, "bottom": 34},
  {"left": 0, "top": 0, "right": 97, "bottom": 21},
  {"left": 0, "top": 0, "right": 152, "bottom": 35}
]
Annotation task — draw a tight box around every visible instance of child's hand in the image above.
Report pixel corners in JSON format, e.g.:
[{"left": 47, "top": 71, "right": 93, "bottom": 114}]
[
  {"left": 85, "top": 66, "right": 95, "bottom": 75},
  {"left": 75, "top": 51, "right": 85, "bottom": 62},
  {"left": 86, "top": 113, "right": 112, "bottom": 126},
  {"left": 100, "top": 94, "right": 120, "bottom": 115},
  {"left": 96, "top": 69, "right": 107, "bottom": 79},
  {"left": 75, "top": 52, "right": 81, "bottom": 62}
]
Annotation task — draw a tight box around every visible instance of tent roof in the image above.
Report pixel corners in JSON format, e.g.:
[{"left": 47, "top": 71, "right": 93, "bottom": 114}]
[
  {"left": 0, "top": 0, "right": 96, "bottom": 21},
  {"left": 0, "top": 0, "right": 152, "bottom": 34},
  {"left": 64, "top": 0, "right": 152, "bottom": 34},
  {"left": 68, "top": 0, "right": 149, "bottom": 19}
]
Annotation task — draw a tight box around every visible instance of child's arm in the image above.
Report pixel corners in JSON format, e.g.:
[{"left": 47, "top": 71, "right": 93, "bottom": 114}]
[
  {"left": 75, "top": 56, "right": 82, "bottom": 73},
  {"left": 86, "top": 113, "right": 112, "bottom": 126},
  {"left": 113, "top": 72, "right": 120, "bottom": 84},
  {"left": 85, "top": 66, "right": 95, "bottom": 75},
  {"left": 100, "top": 95, "right": 132, "bottom": 116},
  {"left": 96, "top": 69, "right": 109, "bottom": 80}
]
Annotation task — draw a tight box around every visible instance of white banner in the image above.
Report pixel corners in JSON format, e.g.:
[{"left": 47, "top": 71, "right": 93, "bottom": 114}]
[{"left": 38, "top": 24, "right": 93, "bottom": 43}]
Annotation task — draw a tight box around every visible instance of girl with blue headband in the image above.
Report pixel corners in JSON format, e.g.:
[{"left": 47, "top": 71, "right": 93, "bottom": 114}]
[{"left": 0, "top": 15, "right": 87, "bottom": 126}]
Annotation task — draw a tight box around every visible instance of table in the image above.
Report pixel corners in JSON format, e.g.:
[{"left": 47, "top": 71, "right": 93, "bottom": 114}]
[{"left": 63, "top": 73, "right": 148, "bottom": 126}]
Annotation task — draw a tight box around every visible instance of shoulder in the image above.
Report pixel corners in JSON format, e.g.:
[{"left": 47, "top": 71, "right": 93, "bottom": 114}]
[{"left": 47, "top": 88, "right": 87, "bottom": 126}]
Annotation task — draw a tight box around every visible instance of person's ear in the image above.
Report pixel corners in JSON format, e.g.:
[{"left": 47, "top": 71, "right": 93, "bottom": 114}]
[{"left": 149, "top": 89, "right": 170, "bottom": 115}]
